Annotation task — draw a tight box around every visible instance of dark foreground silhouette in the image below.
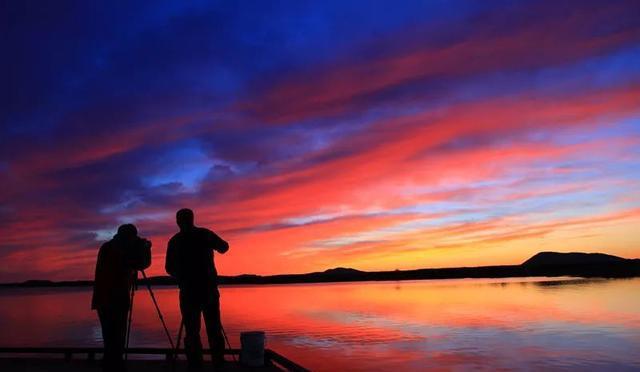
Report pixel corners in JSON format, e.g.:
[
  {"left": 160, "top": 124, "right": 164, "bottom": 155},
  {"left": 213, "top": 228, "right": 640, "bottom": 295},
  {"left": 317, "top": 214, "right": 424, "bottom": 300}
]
[
  {"left": 0, "top": 348, "right": 308, "bottom": 371},
  {"left": 91, "top": 224, "right": 152, "bottom": 371},
  {"left": 3, "top": 251, "right": 638, "bottom": 288},
  {"left": 166, "top": 208, "right": 230, "bottom": 369}
]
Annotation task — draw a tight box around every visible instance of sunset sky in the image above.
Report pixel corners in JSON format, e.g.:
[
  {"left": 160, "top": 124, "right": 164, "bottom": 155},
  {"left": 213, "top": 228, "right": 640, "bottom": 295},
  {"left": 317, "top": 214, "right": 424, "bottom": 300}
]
[{"left": 2, "top": 0, "right": 640, "bottom": 282}]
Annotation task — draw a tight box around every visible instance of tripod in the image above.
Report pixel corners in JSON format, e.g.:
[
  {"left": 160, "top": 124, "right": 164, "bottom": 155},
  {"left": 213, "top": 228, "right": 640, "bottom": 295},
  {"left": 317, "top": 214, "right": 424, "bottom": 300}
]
[
  {"left": 173, "top": 302, "right": 236, "bottom": 363},
  {"left": 124, "top": 270, "right": 175, "bottom": 360}
]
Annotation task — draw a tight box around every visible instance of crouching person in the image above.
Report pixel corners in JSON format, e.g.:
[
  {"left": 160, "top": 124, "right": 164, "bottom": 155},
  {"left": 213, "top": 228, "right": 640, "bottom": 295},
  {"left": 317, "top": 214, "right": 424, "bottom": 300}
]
[{"left": 91, "top": 224, "right": 151, "bottom": 371}]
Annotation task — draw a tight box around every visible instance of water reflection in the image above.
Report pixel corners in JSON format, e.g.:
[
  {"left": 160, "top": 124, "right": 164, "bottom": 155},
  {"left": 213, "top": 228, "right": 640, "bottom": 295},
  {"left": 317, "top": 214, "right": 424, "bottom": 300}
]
[{"left": 0, "top": 277, "right": 639, "bottom": 371}]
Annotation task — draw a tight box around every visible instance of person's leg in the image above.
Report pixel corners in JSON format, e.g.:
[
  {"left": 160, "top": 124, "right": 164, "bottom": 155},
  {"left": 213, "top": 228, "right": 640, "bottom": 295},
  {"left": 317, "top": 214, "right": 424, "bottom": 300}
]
[
  {"left": 113, "top": 304, "right": 128, "bottom": 370},
  {"left": 98, "top": 308, "right": 114, "bottom": 371},
  {"left": 203, "top": 292, "right": 225, "bottom": 365},
  {"left": 98, "top": 308, "right": 117, "bottom": 371},
  {"left": 180, "top": 293, "right": 204, "bottom": 369},
  {"left": 98, "top": 304, "right": 129, "bottom": 372}
]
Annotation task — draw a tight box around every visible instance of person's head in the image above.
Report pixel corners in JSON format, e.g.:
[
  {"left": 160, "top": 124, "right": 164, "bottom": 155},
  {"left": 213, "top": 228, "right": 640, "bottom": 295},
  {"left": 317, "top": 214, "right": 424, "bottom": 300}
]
[
  {"left": 176, "top": 208, "right": 194, "bottom": 231},
  {"left": 116, "top": 224, "right": 138, "bottom": 241}
]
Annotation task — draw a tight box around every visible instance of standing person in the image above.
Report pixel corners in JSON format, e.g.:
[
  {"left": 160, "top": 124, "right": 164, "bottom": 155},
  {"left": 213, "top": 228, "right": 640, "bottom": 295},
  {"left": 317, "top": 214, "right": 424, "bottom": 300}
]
[
  {"left": 165, "top": 208, "right": 229, "bottom": 369},
  {"left": 91, "top": 224, "right": 152, "bottom": 372}
]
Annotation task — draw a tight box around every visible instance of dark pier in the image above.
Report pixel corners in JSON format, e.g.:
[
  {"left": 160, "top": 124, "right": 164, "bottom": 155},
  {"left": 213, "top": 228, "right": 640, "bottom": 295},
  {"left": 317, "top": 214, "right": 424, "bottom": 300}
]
[{"left": 0, "top": 347, "right": 309, "bottom": 372}]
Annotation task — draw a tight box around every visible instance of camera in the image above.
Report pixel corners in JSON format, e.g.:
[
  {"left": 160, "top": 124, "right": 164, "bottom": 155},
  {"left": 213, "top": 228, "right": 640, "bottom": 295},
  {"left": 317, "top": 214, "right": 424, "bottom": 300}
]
[{"left": 127, "top": 237, "right": 152, "bottom": 271}]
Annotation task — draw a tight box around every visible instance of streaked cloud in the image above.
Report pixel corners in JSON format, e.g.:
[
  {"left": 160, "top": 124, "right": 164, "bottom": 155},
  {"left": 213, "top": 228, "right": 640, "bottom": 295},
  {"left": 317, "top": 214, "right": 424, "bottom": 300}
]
[{"left": 2, "top": 0, "right": 639, "bottom": 281}]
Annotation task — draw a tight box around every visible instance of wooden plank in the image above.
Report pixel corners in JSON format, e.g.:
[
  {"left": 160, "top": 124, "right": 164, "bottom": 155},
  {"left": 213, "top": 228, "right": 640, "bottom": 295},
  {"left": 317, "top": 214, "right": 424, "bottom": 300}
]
[
  {"left": 0, "top": 347, "right": 307, "bottom": 371},
  {"left": 265, "top": 350, "right": 310, "bottom": 372},
  {"left": 0, "top": 358, "right": 285, "bottom": 371},
  {"left": 0, "top": 347, "right": 240, "bottom": 355}
]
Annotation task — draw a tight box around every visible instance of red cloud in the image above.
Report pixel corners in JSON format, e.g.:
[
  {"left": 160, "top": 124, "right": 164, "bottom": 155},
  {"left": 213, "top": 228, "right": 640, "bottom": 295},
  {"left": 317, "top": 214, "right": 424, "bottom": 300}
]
[{"left": 243, "top": 1, "right": 640, "bottom": 123}]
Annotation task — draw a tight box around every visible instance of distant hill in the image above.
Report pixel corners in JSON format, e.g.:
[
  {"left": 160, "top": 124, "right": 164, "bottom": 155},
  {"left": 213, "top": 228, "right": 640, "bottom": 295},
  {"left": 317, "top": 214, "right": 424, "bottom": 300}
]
[
  {"left": 322, "top": 267, "right": 364, "bottom": 275},
  {"left": 1, "top": 251, "right": 638, "bottom": 288},
  {"left": 523, "top": 252, "right": 626, "bottom": 266}
]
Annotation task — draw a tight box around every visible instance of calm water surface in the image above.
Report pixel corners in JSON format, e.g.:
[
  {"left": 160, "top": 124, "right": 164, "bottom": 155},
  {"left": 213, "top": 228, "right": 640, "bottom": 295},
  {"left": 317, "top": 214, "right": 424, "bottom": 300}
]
[{"left": 0, "top": 277, "right": 639, "bottom": 371}]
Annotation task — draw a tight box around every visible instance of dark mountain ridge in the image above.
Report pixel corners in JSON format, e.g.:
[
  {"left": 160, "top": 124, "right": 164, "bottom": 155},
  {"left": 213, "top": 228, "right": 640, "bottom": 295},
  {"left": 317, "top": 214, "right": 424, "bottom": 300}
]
[
  {"left": 1, "top": 251, "right": 638, "bottom": 288},
  {"left": 523, "top": 251, "right": 626, "bottom": 266}
]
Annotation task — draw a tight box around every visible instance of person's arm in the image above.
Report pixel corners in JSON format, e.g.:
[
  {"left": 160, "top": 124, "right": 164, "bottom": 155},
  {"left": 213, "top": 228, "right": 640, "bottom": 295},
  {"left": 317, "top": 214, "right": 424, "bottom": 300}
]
[
  {"left": 91, "top": 243, "right": 108, "bottom": 310},
  {"left": 207, "top": 230, "right": 229, "bottom": 254},
  {"left": 94, "top": 243, "right": 116, "bottom": 285},
  {"left": 94, "top": 244, "right": 106, "bottom": 281},
  {"left": 165, "top": 238, "right": 181, "bottom": 279}
]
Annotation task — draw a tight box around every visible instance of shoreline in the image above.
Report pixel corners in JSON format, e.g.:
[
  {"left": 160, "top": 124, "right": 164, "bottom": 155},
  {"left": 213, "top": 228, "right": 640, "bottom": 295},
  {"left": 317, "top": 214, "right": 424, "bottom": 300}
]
[{"left": 2, "top": 258, "right": 638, "bottom": 289}]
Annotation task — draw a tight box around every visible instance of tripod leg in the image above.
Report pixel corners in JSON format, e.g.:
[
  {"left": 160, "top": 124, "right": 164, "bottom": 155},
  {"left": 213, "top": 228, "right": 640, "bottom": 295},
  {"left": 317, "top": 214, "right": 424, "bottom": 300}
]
[
  {"left": 170, "top": 320, "right": 183, "bottom": 372},
  {"left": 221, "top": 325, "right": 236, "bottom": 362},
  {"left": 175, "top": 319, "right": 184, "bottom": 359},
  {"left": 140, "top": 270, "right": 175, "bottom": 349}
]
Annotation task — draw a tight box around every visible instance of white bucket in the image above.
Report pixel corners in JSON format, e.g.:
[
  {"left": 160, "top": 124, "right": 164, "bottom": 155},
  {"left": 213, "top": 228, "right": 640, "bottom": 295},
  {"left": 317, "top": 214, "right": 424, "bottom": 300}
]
[{"left": 240, "top": 331, "right": 265, "bottom": 367}]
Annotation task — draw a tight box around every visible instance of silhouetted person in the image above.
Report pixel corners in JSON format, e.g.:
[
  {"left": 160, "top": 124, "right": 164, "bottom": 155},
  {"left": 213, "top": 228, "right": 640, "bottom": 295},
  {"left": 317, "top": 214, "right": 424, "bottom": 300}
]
[
  {"left": 91, "top": 224, "right": 151, "bottom": 372},
  {"left": 166, "top": 208, "right": 229, "bottom": 369}
]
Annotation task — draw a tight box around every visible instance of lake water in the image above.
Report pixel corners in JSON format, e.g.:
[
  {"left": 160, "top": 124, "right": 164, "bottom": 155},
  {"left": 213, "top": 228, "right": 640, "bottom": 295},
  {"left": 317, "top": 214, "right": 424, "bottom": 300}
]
[{"left": 0, "top": 277, "right": 639, "bottom": 371}]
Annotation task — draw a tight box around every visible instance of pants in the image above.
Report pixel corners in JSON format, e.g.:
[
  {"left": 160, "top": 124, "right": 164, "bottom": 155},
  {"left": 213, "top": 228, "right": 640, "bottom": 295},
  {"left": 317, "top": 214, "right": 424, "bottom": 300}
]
[
  {"left": 180, "top": 289, "right": 225, "bottom": 368},
  {"left": 97, "top": 304, "right": 128, "bottom": 372}
]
